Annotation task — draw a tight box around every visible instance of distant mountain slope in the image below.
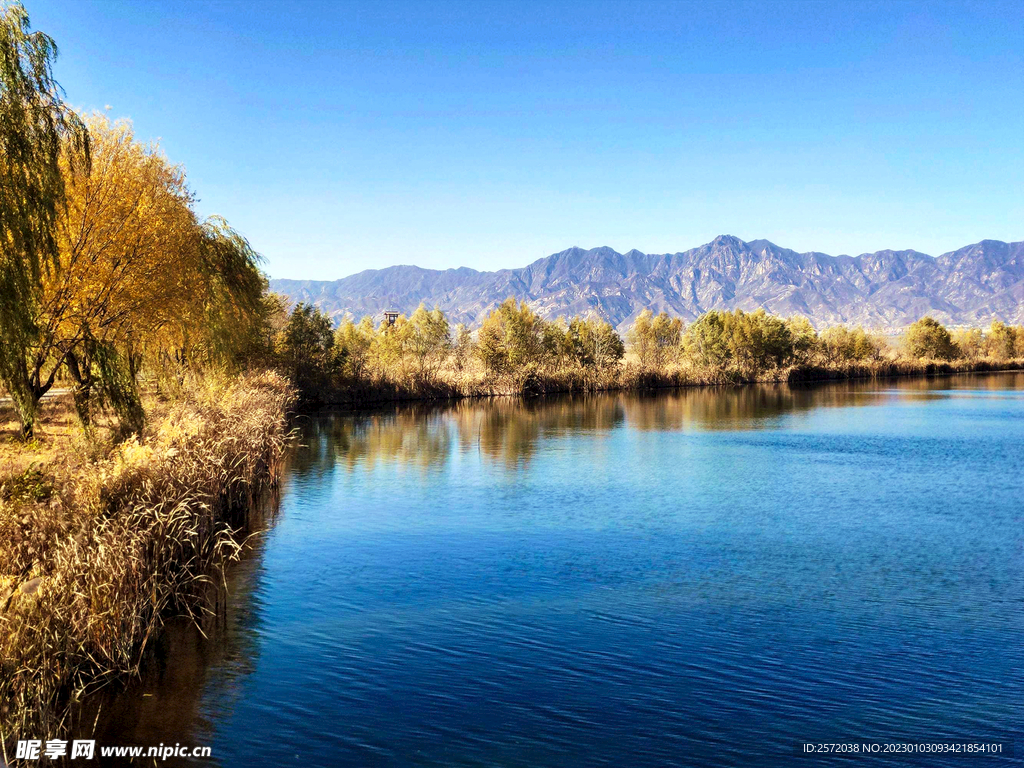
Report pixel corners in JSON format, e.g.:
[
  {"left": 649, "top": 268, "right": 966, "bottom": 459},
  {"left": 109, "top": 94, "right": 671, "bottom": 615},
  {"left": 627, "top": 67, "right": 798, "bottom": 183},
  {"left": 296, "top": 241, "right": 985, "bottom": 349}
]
[{"left": 270, "top": 236, "right": 1024, "bottom": 332}]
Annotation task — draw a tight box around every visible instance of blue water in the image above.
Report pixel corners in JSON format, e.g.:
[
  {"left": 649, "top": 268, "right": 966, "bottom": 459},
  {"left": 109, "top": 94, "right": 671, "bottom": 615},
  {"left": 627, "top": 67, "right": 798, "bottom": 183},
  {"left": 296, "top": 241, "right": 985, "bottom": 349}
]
[{"left": 100, "top": 375, "right": 1024, "bottom": 766}]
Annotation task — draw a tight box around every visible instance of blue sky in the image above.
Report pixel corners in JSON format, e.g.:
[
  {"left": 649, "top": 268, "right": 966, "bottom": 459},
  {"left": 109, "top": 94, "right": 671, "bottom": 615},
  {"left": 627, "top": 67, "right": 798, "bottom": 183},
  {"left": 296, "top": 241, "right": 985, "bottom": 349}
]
[{"left": 29, "top": 0, "right": 1024, "bottom": 279}]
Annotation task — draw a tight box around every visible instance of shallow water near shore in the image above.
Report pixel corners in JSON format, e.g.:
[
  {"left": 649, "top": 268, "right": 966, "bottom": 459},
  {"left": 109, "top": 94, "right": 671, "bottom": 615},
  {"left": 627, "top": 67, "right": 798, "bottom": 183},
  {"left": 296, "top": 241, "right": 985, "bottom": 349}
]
[{"left": 87, "top": 373, "right": 1024, "bottom": 766}]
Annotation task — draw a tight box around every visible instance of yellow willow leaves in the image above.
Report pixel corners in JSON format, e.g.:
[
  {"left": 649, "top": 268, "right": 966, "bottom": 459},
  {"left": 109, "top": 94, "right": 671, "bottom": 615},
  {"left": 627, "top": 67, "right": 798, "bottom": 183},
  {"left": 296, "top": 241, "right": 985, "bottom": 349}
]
[{"left": 39, "top": 114, "right": 206, "bottom": 355}]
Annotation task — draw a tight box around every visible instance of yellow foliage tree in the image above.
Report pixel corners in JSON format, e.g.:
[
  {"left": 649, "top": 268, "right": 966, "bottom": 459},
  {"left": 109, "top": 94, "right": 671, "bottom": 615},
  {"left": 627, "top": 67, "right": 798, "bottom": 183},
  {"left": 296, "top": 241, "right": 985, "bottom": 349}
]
[
  {"left": 627, "top": 310, "right": 682, "bottom": 369},
  {"left": 23, "top": 115, "right": 264, "bottom": 431}
]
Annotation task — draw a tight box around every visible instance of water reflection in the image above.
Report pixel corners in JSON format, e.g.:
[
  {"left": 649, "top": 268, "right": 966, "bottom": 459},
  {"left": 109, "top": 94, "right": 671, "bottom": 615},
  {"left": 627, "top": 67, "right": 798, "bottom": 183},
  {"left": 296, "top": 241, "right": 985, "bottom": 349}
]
[
  {"left": 75, "top": 501, "right": 275, "bottom": 766},
  {"left": 295, "top": 407, "right": 455, "bottom": 474},
  {"left": 295, "top": 374, "right": 1024, "bottom": 474},
  {"left": 80, "top": 371, "right": 1024, "bottom": 767}
]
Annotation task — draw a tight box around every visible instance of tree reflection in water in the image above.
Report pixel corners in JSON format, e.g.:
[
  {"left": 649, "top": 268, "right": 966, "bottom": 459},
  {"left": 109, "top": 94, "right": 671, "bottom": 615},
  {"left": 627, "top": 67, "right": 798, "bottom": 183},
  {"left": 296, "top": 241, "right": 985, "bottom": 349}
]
[
  {"left": 70, "top": 371, "right": 1024, "bottom": 763},
  {"left": 289, "top": 373, "right": 1024, "bottom": 475},
  {"left": 71, "top": 495, "right": 277, "bottom": 758}
]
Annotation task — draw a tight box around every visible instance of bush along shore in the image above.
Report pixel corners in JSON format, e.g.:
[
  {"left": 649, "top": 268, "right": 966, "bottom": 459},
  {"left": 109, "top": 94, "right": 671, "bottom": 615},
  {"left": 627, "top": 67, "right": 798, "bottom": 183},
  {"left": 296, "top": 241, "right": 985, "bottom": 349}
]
[
  {"left": 0, "top": 372, "right": 294, "bottom": 754},
  {"left": 277, "top": 299, "right": 1024, "bottom": 407}
]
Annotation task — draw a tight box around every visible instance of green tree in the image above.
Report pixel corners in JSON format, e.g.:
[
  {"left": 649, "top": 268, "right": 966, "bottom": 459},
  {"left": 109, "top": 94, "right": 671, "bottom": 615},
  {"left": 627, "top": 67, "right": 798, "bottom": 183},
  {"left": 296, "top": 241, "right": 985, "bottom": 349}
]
[
  {"left": 785, "top": 316, "right": 818, "bottom": 361},
  {"left": 952, "top": 327, "right": 984, "bottom": 360},
  {"left": 683, "top": 310, "right": 732, "bottom": 367},
  {"left": 279, "top": 303, "right": 339, "bottom": 399},
  {"left": 541, "top": 317, "right": 570, "bottom": 367},
  {"left": 627, "top": 310, "right": 682, "bottom": 369},
  {"left": 189, "top": 216, "right": 268, "bottom": 368},
  {"left": 849, "top": 327, "right": 884, "bottom": 361},
  {"left": 476, "top": 298, "right": 545, "bottom": 374},
  {"left": 452, "top": 323, "right": 474, "bottom": 371},
  {"left": 406, "top": 304, "right": 451, "bottom": 374},
  {"left": 904, "top": 316, "right": 957, "bottom": 360},
  {"left": 726, "top": 309, "right": 793, "bottom": 372},
  {"left": 0, "top": 1, "right": 89, "bottom": 434},
  {"left": 363, "top": 305, "right": 451, "bottom": 378},
  {"left": 984, "top": 321, "right": 1019, "bottom": 360},
  {"left": 371, "top": 314, "right": 407, "bottom": 372},
  {"left": 562, "top": 316, "right": 624, "bottom": 371},
  {"left": 334, "top": 316, "right": 376, "bottom": 378},
  {"left": 684, "top": 309, "right": 797, "bottom": 374},
  {"left": 818, "top": 325, "right": 883, "bottom": 363}
]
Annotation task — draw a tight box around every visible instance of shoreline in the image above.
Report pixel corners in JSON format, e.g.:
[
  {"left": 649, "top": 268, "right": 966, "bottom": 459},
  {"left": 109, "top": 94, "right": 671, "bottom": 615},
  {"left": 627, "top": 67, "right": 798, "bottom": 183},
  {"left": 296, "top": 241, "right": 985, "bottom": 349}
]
[
  {"left": 307, "top": 359, "right": 1024, "bottom": 412},
  {"left": 4, "top": 362, "right": 1020, "bottom": 758},
  {"left": 0, "top": 372, "right": 294, "bottom": 755},
  {"left": 2, "top": 360, "right": 1021, "bottom": 753}
]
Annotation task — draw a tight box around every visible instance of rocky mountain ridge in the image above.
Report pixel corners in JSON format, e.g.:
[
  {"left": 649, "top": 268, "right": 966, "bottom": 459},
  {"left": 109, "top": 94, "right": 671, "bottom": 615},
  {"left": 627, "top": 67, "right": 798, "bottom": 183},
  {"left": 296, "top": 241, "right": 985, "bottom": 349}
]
[{"left": 270, "top": 236, "right": 1024, "bottom": 332}]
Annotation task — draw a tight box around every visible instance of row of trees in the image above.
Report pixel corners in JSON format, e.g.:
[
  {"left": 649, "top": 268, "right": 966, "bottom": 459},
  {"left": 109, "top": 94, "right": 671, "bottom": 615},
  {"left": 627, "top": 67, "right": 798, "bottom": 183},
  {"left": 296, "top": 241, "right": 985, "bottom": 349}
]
[
  {"left": 918, "top": 318, "right": 1024, "bottom": 361},
  {"left": 4, "top": 4, "right": 1018, "bottom": 422},
  {"left": 279, "top": 299, "right": 627, "bottom": 400},
  {"left": 277, "top": 297, "right": 1024, "bottom": 401},
  {"left": 1, "top": 4, "right": 270, "bottom": 435}
]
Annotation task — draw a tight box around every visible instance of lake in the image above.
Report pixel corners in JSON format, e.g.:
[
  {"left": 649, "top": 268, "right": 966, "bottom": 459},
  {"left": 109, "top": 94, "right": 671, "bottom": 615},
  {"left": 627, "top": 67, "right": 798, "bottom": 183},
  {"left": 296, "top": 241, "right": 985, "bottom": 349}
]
[{"left": 90, "top": 374, "right": 1024, "bottom": 766}]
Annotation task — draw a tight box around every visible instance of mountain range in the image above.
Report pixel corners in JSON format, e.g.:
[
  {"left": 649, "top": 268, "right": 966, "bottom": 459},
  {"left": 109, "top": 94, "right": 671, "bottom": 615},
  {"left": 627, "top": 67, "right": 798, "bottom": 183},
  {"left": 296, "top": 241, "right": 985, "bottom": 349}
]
[{"left": 269, "top": 236, "right": 1024, "bottom": 332}]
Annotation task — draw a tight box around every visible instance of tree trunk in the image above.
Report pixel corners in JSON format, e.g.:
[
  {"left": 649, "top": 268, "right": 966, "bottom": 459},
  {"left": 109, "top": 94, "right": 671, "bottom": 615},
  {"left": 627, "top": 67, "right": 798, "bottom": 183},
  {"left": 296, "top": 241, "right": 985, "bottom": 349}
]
[
  {"left": 2, "top": 357, "right": 38, "bottom": 439},
  {"left": 65, "top": 350, "right": 95, "bottom": 430}
]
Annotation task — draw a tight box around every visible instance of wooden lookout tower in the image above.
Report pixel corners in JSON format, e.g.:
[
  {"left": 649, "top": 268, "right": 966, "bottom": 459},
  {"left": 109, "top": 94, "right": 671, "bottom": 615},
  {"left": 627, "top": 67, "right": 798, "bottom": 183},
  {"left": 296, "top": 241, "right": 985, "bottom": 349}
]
[{"left": 383, "top": 310, "right": 400, "bottom": 327}]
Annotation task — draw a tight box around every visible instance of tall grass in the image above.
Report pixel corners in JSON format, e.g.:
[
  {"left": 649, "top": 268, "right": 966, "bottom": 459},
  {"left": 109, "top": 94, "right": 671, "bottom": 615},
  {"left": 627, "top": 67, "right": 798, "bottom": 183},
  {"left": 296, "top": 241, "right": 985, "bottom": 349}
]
[
  {"left": 0, "top": 371, "right": 294, "bottom": 755},
  {"left": 314, "top": 356, "right": 1024, "bottom": 408}
]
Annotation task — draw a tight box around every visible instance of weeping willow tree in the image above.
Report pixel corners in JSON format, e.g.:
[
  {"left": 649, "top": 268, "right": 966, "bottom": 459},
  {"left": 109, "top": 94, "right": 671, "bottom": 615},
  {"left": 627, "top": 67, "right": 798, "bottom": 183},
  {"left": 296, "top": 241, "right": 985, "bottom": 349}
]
[
  {"left": 15, "top": 114, "right": 271, "bottom": 434},
  {"left": 184, "top": 215, "right": 269, "bottom": 367},
  {"left": 1, "top": 4, "right": 268, "bottom": 436},
  {"left": 23, "top": 113, "right": 195, "bottom": 434},
  {"left": 0, "top": 0, "right": 88, "bottom": 435}
]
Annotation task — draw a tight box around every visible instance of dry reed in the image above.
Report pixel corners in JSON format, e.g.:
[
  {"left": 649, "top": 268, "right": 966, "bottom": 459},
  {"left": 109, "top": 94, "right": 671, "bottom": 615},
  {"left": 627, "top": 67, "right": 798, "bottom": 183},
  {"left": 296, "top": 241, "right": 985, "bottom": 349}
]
[
  {"left": 0, "top": 371, "right": 294, "bottom": 757},
  {"left": 317, "top": 357, "right": 1024, "bottom": 408}
]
